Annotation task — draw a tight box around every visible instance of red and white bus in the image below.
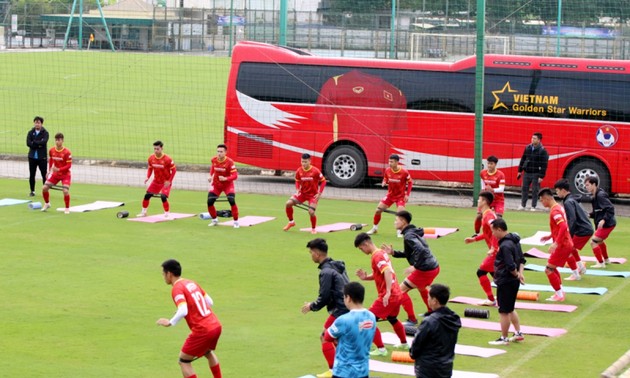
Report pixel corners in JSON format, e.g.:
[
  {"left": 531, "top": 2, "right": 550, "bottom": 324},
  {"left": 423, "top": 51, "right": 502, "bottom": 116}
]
[{"left": 224, "top": 41, "right": 630, "bottom": 195}]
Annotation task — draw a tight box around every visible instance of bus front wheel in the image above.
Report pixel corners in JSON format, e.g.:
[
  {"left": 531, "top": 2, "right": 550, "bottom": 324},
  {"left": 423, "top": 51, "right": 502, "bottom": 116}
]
[
  {"left": 324, "top": 145, "right": 366, "bottom": 188},
  {"left": 565, "top": 159, "right": 611, "bottom": 195}
]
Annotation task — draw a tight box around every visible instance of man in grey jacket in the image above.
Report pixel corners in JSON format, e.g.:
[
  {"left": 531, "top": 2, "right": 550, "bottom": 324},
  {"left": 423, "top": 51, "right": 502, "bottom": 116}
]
[{"left": 517, "top": 132, "right": 549, "bottom": 211}]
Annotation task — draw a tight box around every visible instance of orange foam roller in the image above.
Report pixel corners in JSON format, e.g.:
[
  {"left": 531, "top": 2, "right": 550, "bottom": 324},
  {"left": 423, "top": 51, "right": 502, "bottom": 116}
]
[
  {"left": 391, "top": 351, "right": 414, "bottom": 363},
  {"left": 423, "top": 228, "right": 436, "bottom": 235},
  {"left": 516, "top": 291, "right": 539, "bottom": 301}
]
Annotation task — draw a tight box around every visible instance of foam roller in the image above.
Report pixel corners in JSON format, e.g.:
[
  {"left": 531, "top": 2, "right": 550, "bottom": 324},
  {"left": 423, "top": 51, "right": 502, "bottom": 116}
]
[
  {"left": 464, "top": 308, "right": 490, "bottom": 319},
  {"left": 391, "top": 351, "right": 414, "bottom": 363},
  {"left": 350, "top": 224, "right": 363, "bottom": 231},
  {"left": 516, "top": 291, "right": 539, "bottom": 301}
]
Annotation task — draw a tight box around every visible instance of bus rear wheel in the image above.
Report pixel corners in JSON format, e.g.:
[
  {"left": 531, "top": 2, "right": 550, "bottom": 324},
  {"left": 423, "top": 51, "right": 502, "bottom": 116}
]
[
  {"left": 324, "top": 145, "right": 366, "bottom": 188},
  {"left": 565, "top": 159, "right": 611, "bottom": 195}
]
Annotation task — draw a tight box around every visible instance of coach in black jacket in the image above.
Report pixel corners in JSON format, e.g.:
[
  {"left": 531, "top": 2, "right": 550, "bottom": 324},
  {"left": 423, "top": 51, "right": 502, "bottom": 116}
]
[
  {"left": 301, "top": 238, "right": 349, "bottom": 374},
  {"left": 517, "top": 132, "right": 549, "bottom": 210},
  {"left": 26, "top": 116, "right": 49, "bottom": 196},
  {"left": 410, "top": 283, "right": 460, "bottom": 378}
]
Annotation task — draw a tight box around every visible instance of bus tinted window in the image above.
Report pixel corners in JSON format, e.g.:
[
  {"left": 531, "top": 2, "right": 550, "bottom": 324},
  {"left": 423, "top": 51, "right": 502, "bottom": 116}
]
[{"left": 237, "top": 62, "right": 630, "bottom": 121}]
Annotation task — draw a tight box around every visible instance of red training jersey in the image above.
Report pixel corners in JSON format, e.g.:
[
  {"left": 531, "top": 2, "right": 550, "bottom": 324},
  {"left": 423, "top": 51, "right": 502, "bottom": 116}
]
[
  {"left": 210, "top": 156, "right": 238, "bottom": 187},
  {"left": 371, "top": 249, "right": 402, "bottom": 300},
  {"left": 49, "top": 147, "right": 72, "bottom": 174},
  {"left": 296, "top": 166, "right": 325, "bottom": 197},
  {"left": 384, "top": 167, "right": 412, "bottom": 200},
  {"left": 171, "top": 278, "right": 221, "bottom": 333},
  {"left": 549, "top": 204, "right": 574, "bottom": 249},
  {"left": 148, "top": 154, "right": 176, "bottom": 185},
  {"left": 480, "top": 169, "right": 505, "bottom": 204},
  {"left": 476, "top": 209, "right": 499, "bottom": 252}
]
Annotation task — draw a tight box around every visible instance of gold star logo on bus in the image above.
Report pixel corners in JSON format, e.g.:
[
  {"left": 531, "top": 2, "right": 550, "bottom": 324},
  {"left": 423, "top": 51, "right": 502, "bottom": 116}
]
[{"left": 492, "top": 82, "right": 518, "bottom": 110}]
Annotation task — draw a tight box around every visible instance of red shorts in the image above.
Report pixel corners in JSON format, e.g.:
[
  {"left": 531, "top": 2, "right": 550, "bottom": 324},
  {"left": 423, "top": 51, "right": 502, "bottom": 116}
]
[
  {"left": 369, "top": 295, "right": 402, "bottom": 320},
  {"left": 594, "top": 226, "right": 615, "bottom": 241},
  {"left": 148, "top": 182, "right": 172, "bottom": 197},
  {"left": 210, "top": 182, "right": 235, "bottom": 196},
  {"left": 548, "top": 245, "right": 573, "bottom": 267},
  {"left": 572, "top": 235, "right": 592, "bottom": 250},
  {"left": 292, "top": 193, "right": 318, "bottom": 206},
  {"left": 46, "top": 172, "right": 71, "bottom": 187},
  {"left": 380, "top": 195, "right": 406, "bottom": 208},
  {"left": 479, "top": 253, "right": 497, "bottom": 273},
  {"left": 405, "top": 266, "right": 440, "bottom": 290},
  {"left": 181, "top": 325, "right": 222, "bottom": 357},
  {"left": 492, "top": 200, "right": 505, "bottom": 216}
]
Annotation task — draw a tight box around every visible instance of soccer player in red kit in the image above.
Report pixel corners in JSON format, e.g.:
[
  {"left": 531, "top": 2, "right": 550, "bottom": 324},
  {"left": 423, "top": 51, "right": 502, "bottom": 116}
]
[
  {"left": 474, "top": 155, "right": 505, "bottom": 235},
  {"left": 207, "top": 144, "right": 239, "bottom": 228},
  {"left": 355, "top": 232, "right": 408, "bottom": 357},
  {"left": 538, "top": 188, "right": 577, "bottom": 302},
  {"left": 284, "top": 153, "right": 326, "bottom": 234},
  {"left": 137, "top": 140, "right": 177, "bottom": 217},
  {"left": 366, "top": 154, "right": 413, "bottom": 237},
  {"left": 465, "top": 191, "right": 499, "bottom": 306},
  {"left": 157, "top": 259, "right": 222, "bottom": 378},
  {"left": 41, "top": 133, "right": 72, "bottom": 214}
]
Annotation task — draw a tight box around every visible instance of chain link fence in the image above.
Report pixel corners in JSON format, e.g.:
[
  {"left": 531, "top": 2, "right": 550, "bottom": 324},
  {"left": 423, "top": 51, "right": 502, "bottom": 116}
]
[{"left": 2, "top": 2, "right": 630, "bottom": 59}]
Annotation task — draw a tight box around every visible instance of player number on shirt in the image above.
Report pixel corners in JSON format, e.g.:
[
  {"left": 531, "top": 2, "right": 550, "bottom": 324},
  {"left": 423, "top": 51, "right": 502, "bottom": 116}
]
[{"left": 192, "top": 291, "right": 211, "bottom": 316}]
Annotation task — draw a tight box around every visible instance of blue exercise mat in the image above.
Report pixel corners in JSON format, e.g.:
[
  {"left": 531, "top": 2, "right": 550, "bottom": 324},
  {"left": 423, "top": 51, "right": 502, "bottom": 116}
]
[
  {"left": 0, "top": 198, "right": 31, "bottom": 207},
  {"left": 491, "top": 282, "right": 607, "bottom": 295},
  {"left": 525, "top": 263, "right": 630, "bottom": 278}
]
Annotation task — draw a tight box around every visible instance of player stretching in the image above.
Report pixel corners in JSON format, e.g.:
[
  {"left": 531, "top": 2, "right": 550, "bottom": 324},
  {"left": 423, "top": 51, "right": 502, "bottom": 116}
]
[
  {"left": 137, "top": 141, "right": 176, "bottom": 218},
  {"left": 464, "top": 191, "right": 499, "bottom": 305},
  {"left": 41, "top": 133, "right": 72, "bottom": 214},
  {"left": 157, "top": 259, "right": 223, "bottom": 378},
  {"left": 473, "top": 155, "right": 505, "bottom": 236},
  {"left": 207, "top": 144, "right": 239, "bottom": 228},
  {"left": 553, "top": 179, "right": 591, "bottom": 279},
  {"left": 585, "top": 176, "right": 617, "bottom": 268},
  {"left": 284, "top": 153, "right": 326, "bottom": 234},
  {"left": 355, "top": 232, "right": 408, "bottom": 357},
  {"left": 382, "top": 210, "right": 440, "bottom": 319},
  {"left": 538, "top": 188, "right": 576, "bottom": 302},
  {"left": 366, "top": 154, "right": 412, "bottom": 237}
]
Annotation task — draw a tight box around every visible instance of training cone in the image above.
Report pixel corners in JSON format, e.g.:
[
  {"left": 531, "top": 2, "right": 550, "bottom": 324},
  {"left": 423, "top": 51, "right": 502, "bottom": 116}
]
[
  {"left": 516, "top": 291, "right": 539, "bottom": 301},
  {"left": 391, "top": 351, "right": 414, "bottom": 363}
]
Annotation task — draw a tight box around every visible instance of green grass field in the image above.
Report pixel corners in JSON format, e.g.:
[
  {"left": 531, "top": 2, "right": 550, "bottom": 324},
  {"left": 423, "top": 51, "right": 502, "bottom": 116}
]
[
  {"left": 2, "top": 177, "right": 630, "bottom": 377},
  {"left": 0, "top": 52, "right": 229, "bottom": 163}
]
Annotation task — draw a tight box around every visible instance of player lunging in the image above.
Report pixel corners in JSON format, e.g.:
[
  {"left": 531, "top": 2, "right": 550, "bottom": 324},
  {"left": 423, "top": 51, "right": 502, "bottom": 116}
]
[
  {"left": 41, "top": 133, "right": 72, "bottom": 214},
  {"left": 207, "top": 144, "right": 239, "bottom": 228},
  {"left": 284, "top": 153, "right": 326, "bottom": 234},
  {"left": 137, "top": 140, "right": 176, "bottom": 218},
  {"left": 367, "top": 154, "right": 413, "bottom": 237}
]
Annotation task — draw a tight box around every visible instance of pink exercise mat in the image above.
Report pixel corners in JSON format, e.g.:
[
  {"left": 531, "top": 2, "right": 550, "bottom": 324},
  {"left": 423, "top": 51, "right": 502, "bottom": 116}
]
[
  {"left": 423, "top": 227, "right": 459, "bottom": 239},
  {"left": 461, "top": 317, "right": 567, "bottom": 337},
  {"left": 369, "top": 360, "right": 500, "bottom": 378},
  {"left": 450, "top": 296, "right": 577, "bottom": 313},
  {"left": 525, "top": 248, "right": 627, "bottom": 264},
  {"left": 381, "top": 332, "right": 506, "bottom": 358},
  {"left": 218, "top": 216, "right": 275, "bottom": 227},
  {"left": 128, "top": 213, "right": 195, "bottom": 223}
]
